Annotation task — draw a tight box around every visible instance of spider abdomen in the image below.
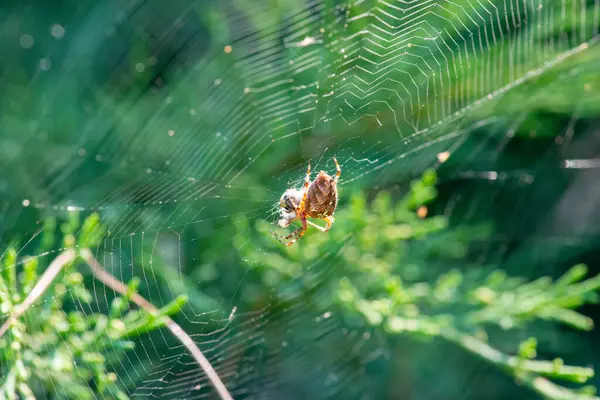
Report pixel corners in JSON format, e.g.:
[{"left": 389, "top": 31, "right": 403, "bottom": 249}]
[
  {"left": 305, "top": 171, "right": 338, "bottom": 218},
  {"left": 273, "top": 157, "right": 340, "bottom": 246}
]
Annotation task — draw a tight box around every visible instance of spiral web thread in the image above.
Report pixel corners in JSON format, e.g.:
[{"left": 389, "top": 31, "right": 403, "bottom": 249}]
[{"left": 1, "top": 0, "right": 599, "bottom": 398}]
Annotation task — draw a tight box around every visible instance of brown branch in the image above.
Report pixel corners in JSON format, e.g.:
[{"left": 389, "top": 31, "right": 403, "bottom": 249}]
[
  {"left": 0, "top": 249, "right": 77, "bottom": 338},
  {"left": 79, "top": 249, "right": 233, "bottom": 400}
]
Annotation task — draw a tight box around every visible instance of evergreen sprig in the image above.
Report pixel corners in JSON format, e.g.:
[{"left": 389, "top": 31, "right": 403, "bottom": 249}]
[
  {"left": 0, "top": 213, "right": 187, "bottom": 399},
  {"left": 334, "top": 172, "right": 600, "bottom": 400},
  {"left": 240, "top": 169, "right": 600, "bottom": 400}
]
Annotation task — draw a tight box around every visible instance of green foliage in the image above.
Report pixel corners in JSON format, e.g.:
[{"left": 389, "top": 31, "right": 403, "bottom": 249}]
[
  {"left": 1, "top": 1, "right": 599, "bottom": 399},
  {"left": 239, "top": 170, "right": 600, "bottom": 400},
  {"left": 0, "top": 213, "right": 187, "bottom": 399}
]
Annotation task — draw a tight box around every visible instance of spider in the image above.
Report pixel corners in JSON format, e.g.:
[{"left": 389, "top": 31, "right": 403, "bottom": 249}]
[{"left": 272, "top": 157, "right": 341, "bottom": 246}]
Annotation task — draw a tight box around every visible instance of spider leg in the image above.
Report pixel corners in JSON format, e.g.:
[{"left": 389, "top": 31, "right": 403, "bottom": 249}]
[
  {"left": 307, "top": 216, "right": 334, "bottom": 232},
  {"left": 323, "top": 216, "right": 334, "bottom": 231},
  {"left": 298, "top": 164, "right": 310, "bottom": 214},
  {"left": 333, "top": 157, "right": 341, "bottom": 183},
  {"left": 304, "top": 161, "right": 311, "bottom": 190},
  {"left": 284, "top": 215, "right": 308, "bottom": 247},
  {"left": 271, "top": 213, "right": 308, "bottom": 246},
  {"left": 271, "top": 225, "right": 302, "bottom": 244},
  {"left": 306, "top": 220, "right": 326, "bottom": 231},
  {"left": 286, "top": 161, "right": 311, "bottom": 219}
]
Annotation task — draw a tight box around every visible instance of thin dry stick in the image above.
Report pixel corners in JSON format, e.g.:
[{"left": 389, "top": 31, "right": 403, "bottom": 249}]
[
  {"left": 0, "top": 249, "right": 77, "bottom": 338},
  {"left": 79, "top": 249, "right": 233, "bottom": 400}
]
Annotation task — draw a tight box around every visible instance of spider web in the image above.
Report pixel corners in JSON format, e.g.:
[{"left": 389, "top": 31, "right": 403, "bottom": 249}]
[{"left": 1, "top": 0, "right": 600, "bottom": 399}]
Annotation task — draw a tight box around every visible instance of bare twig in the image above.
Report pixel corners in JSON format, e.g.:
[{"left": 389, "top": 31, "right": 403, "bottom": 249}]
[
  {"left": 0, "top": 249, "right": 77, "bottom": 338},
  {"left": 0, "top": 248, "right": 232, "bottom": 400},
  {"left": 79, "top": 249, "right": 233, "bottom": 400}
]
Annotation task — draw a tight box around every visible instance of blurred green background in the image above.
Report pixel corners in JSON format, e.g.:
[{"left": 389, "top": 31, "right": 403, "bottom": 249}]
[{"left": 2, "top": 0, "right": 600, "bottom": 399}]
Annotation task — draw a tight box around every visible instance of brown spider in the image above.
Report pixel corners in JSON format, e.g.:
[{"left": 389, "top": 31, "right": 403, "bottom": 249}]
[{"left": 272, "top": 157, "right": 341, "bottom": 246}]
